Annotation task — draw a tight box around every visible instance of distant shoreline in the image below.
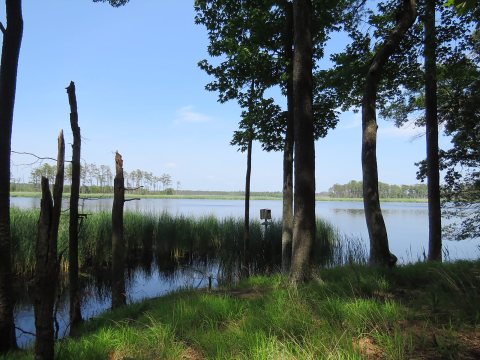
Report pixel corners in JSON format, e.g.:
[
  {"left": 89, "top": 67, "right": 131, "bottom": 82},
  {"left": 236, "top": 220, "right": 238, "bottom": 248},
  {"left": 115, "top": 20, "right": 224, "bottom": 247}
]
[{"left": 10, "top": 192, "right": 428, "bottom": 203}]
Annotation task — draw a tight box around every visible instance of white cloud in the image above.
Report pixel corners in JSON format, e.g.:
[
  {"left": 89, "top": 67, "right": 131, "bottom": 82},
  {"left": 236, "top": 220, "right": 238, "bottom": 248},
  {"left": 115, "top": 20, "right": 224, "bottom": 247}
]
[
  {"left": 208, "top": 175, "right": 215, "bottom": 179},
  {"left": 166, "top": 163, "right": 177, "bottom": 168},
  {"left": 378, "top": 123, "right": 424, "bottom": 140},
  {"left": 177, "top": 105, "right": 212, "bottom": 122},
  {"left": 338, "top": 113, "right": 362, "bottom": 129}
]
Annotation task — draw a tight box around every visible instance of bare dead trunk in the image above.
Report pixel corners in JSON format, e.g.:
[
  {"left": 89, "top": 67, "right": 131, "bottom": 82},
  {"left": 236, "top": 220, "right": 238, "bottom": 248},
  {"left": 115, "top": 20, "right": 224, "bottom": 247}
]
[
  {"left": 0, "top": 0, "right": 23, "bottom": 353},
  {"left": 282, "top": 0, "right": 294, "bottom": 274},
  {"left": 290, "top": 0, "right": 316, "bottom": 283},
  {"left": 112, "top": 151, "right": 126, "bottom": 309},
  {"left": 425, "top": 0, "right": 441, "bottom": 262},
  {"left": 66, "top": 81, "right": 83, "bottom": 332},
  {"left": 34, "top": 131, "right": 64, "bottom": 360},
  {"left": 362, "top": 0, "right": 416, "bottom": 267},
  {"left": 243, "top": 138, "right": 252, "bottom": 279}
]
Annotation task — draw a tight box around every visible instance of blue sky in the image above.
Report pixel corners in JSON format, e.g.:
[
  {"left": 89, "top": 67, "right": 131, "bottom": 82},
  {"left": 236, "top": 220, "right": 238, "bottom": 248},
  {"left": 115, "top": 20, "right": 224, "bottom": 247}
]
[{"left": 5, "top": 1, "right": 451, "bottom": 192}]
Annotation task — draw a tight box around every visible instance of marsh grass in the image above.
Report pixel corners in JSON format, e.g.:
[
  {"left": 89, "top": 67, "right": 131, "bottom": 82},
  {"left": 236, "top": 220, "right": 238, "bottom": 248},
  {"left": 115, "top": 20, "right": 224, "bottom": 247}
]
[
  {"left": 10, "top": 207, "right": 366, "bottom": 277},
  {"left": 3, "top": 261, "right": 480, "bottom": 359}
]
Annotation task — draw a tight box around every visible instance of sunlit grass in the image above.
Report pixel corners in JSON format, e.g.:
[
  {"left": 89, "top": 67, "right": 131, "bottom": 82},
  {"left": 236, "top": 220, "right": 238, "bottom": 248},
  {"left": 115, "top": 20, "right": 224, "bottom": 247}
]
[{"left": 4, "top": 260, "right": 480, "bottom": 359}]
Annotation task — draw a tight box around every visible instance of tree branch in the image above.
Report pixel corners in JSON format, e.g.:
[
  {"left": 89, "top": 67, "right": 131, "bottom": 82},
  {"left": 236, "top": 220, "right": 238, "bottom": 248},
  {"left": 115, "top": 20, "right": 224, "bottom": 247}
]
[
  {"left": 124, "top": 198, "right": 141, "bottom": 202},
  {"left": 0, "top": 22, "right": 5, "bottom": 35},
  {"left": 15, "top": 326, "right": 36, "bottom": 338}
]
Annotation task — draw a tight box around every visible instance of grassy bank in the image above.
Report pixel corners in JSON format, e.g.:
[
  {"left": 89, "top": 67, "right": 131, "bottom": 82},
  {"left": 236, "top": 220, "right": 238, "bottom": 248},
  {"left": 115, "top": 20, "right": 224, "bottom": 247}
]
[
  {"left": 3, "top": 260, "right": 480, "bottom": 359},
  {"left": 10, "top": 208, "right": 366, "bottom": 277},
  {"left": 10, "top": 191, "right": 427, "bottom": 202}
]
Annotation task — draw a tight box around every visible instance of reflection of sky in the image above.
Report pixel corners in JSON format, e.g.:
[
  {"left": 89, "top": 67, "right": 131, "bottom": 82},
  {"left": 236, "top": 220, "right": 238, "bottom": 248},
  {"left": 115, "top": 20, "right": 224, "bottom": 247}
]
[{"left": 14, "top": 259, "right": 219, "bottom": 348}]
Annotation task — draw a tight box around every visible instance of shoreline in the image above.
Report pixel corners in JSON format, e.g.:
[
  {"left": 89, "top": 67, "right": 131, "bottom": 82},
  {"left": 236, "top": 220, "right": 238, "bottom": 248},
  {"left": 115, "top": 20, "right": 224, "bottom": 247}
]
[{"left": 10, "top": 192, "right": 428, "bottom": 203}]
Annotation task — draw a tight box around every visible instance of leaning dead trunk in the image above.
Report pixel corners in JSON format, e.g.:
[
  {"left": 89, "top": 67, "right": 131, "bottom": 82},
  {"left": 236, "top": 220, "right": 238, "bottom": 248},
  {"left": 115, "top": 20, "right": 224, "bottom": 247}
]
[
  {"left": 362, "top": 0, "right": 416, "bottom": 267},
  {"left": 112, "top": 151, "right": 126, "bottom": 309},
  {"left": 290, "top": 0, "right": 316, "bottom": 283},
  {"left": 0, "top": 0, "right": 23, "bottom": 353},
  {"left": 34, "top": 131, "right": 64, "bottom": 360},
  {"left": 425, "top": 0, "right": 441, "bottom": 261},
  {"left": 66, "top": 81, "right": 83, "bottom": 332},
  {"left": 281, "top": 0, "right": 294, "bottom": 274}
]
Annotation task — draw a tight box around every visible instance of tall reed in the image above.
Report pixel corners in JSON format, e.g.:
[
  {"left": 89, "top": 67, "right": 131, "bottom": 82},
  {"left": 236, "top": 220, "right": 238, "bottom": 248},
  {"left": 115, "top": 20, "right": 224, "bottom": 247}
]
[{"left": 10, "top": 207, "right": 366, "bottom": 277}]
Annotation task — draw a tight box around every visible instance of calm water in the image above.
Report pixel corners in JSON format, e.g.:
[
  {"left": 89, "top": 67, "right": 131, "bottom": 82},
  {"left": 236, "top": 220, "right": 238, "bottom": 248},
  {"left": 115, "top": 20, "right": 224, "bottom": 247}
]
[
  {"left": 10, "top": 197, "right": 480, "bottom": 347},
  {"left": 11, "top": 197, "right": 480, "bottom": 262}
]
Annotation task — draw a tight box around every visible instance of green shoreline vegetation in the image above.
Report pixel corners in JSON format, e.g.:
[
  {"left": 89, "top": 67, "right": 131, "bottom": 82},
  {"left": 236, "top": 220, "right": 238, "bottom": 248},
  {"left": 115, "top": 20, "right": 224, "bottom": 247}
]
[
  {"left": 3, "top": 260, "right": 480, "bottom": 359},
  {"left": 9, "top": 191, "right": 428, "bottom": 202}
]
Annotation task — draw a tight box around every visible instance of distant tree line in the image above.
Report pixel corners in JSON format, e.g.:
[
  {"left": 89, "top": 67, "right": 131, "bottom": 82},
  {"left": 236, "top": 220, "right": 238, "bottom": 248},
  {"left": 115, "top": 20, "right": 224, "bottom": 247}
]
[
  {"left": 328, "top": 180, "right": 428, "bottom": 199},
  {"left": 24, "top": 162, "right": 177, "bottom": 194}
]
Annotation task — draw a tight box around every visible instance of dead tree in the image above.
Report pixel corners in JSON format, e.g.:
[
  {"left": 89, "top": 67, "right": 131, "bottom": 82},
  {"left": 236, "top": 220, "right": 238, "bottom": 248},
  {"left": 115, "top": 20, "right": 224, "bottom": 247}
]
[
  {"left": 34, "top": 131, "right": 64, "bottom": 360},
  {"left": 66, "top": 81, "right": 83, "bottom": 332},
  {"left": 112, "top": 151, "right": 126, "bottom": 309}
]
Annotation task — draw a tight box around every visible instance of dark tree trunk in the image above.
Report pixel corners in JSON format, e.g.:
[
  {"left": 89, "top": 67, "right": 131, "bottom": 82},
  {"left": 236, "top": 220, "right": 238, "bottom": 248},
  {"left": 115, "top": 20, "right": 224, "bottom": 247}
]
[
  {"left": 0, "top": 0, "right": 23, "bottom": 353},
  {"left": 112, "top": 151, "right": 126, "bottom": 309},
  {"left": 290, "top": 0, "right": 316, "bottom": 283},
  {"left": 243, "top": 138, "right": 252, "bottom": 279},
  {"left": 282, "top": 0, "right": 294, "bottom": 274},
  {"left": 425, "top": 0, "right": 441, "bottom": 261},
  {"left": 362, "top": 0, "right": 416, "bottom": 267},
  {"left": 66, "top": 81, "right": 83, "bottom": 332},
  {"left": 34, "top": 131, "right": 64, "bottom": 360}
]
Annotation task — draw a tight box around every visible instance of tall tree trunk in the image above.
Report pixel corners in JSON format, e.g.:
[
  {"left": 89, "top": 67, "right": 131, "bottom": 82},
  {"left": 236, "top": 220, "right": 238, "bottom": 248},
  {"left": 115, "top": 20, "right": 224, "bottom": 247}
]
[
  {"left": 425, "top": 0, "right": 441, "bottom": 261},
  {"left": 243, "top": 138, "right": 252, "bottom": 279},
  {"left": 0, "top": 0, "right": 23, "bottom": 353},
  {"left": 282, "top": 0, "right": 294, "bottom": 274},
  {"left": 112, "top": 151, "right": 126, "bottom": 309},
  {"left": 34, "top": 131, "right": 64, "bottom": 360},
  {"left": 66, "top": 81, "right": 83, "bottom": 332},
  {"left": 290, "top": 0, "right": 316, "bottom": 283},
  {"left": 362, "top": 0, "right": 416, "bottom": 267}
]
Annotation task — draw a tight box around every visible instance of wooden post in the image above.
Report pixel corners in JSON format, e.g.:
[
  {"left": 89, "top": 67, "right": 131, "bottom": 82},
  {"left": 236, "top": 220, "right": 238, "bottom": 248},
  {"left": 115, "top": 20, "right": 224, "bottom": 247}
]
[
  {"left": 112, "top": 151, "right": 127, "bottom": 309},
  {"left": 34, "top": 131, "right": 64, "bottom": 360},
  {"left": 208, "top": 275, "right": 212, "bottom": 292}
]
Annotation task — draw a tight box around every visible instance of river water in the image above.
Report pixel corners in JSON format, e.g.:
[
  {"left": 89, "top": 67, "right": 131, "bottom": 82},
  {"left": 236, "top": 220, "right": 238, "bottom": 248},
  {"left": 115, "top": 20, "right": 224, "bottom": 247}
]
[{"left": 10, "top": 197, "right": 480, "bottom": 347}]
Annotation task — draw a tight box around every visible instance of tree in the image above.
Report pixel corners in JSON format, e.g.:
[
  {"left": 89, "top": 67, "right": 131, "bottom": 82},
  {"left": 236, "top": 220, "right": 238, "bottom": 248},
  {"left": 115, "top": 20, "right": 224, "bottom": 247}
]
[
  {"left": 361, "top": 0, "right": 416, "bottom": 267},
  {"left": 0, "top": 0, "right": 23, "bottom": 353},
  {"left": 34, "top": 131, "right": 64, "bottom": 360},
  {"left": 289, "top": 0, "right": 316, "bottom": 282},
  {"left": 112, "top": 152, "right": 126, "bottom": 309},
  {"left": 424, "top": 0, "right": 441, "bottom": 261},
  {"left": 66, "top": 81, "right": 82, "bottom": 332}
]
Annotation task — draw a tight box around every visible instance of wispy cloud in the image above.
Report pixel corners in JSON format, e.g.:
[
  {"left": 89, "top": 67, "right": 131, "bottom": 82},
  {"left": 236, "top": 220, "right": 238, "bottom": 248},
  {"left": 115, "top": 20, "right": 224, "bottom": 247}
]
[
  {"left": 176, "top": 105, "right": 212, "bottom": 122},
  {"left": 378, "top": 123, "right": 423, "bottom": 140},
  {"left": 338, "top": 113, "right": 362, "bottom": 129},
  {"left": 208, "top": 175, "right": 215, "bottom": 179},
  {"left": 166, "top": 163, "right": 177, "bottom": 168}
]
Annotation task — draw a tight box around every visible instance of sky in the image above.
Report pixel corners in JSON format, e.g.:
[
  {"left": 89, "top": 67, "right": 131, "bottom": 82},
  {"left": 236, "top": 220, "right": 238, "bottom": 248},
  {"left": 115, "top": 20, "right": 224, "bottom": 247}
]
[{"left": 3, "top": 0, "right": 453, "bottom": 192}]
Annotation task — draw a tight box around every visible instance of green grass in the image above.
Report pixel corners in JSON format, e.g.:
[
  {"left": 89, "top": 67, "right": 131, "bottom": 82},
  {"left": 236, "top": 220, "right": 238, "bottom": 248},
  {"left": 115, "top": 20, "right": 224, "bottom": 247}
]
[
  {"left": 315, "top": 197, "right": 428, "bottom": 203},
  {"left": 10, "top": 208, "right": 367, "bottom": 277},
  {"left": 4, "top": 260, "right": 480, "bottom": 359}
]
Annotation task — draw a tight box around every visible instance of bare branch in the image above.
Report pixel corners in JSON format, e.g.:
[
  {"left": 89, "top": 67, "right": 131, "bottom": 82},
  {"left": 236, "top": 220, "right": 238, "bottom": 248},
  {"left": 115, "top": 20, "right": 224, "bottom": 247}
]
[
  {"left": 15, "top": 326, "right": 36, "bottom": 338},
  {"left": 0, "top": 22, "right": 5, "bottom": 35},
  {"left": 124, "top": 197, "right": 141, "bottom": 202}
]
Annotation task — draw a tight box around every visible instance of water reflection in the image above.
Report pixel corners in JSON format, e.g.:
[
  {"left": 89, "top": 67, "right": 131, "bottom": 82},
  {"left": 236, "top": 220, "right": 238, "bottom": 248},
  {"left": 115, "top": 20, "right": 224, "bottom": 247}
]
[{"left": 14, "top": 256, "right": 219, "bottom": 348}]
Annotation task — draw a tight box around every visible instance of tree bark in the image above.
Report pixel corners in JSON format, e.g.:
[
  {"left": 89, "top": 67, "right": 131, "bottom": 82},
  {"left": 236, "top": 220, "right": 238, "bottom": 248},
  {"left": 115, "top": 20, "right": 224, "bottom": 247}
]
[
  {"left": 0, "top": 0, "right": 23, "bottom": 353},
  {"left": 34, "top": 131, "right": 64, "bottom": 360},
  {"left": 243, "top": 138, "right": 252, "bottom": 278},
  {"left": 290, "top": 0, "right": 316, "bottom": 283},
  {"left": 362, "top": 0, "right": 416, "bottom": 267},
  {"left": 282, "top": 0, "right": 294, "bottom": 274},
  {"left": 112, "top": 151, "right": 126, "bottom": 309},
  {"left": 425, "top": 0, "right": 442, "bottom": 262},
  {"left": 66, "top": 81, "right": 83, "bottom": 332}
]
